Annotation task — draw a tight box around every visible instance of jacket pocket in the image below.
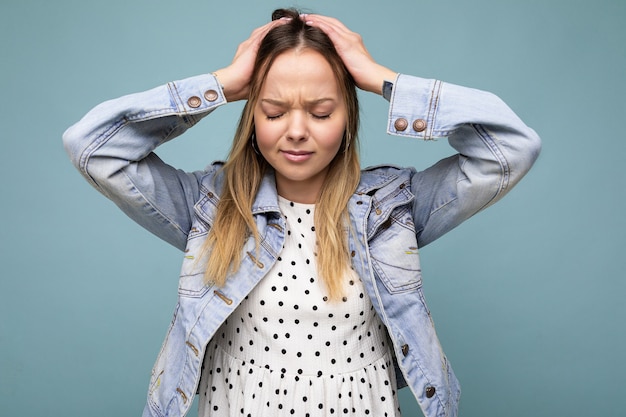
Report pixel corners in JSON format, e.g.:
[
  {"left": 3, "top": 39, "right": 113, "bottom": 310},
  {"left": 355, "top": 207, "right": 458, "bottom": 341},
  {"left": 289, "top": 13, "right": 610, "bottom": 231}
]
[
  {"left": 178, "top": 223, "right": 212, "bottom": 298},
  {"left": 368, "top": 207, "right": 422, "bottom": 293}
]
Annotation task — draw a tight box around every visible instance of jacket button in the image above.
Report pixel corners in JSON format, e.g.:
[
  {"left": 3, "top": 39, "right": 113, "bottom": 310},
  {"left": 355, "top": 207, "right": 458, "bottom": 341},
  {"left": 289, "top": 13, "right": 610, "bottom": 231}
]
[
  {"left": 394, "top": 118, "right": 408, "bottom": 131},
  {"left": 204, "top": 89, "right": 218, "bottom": 102},
  {"left": 401, "top": 344, "right": 409, "bottom": 356},
  {"left": 412, "top": 119, "right": 427, "bottom": 132},
  {"left": 425, "top": 386, "right": 436, "bottom": 398},
  {"left": 187, "top": 96, "right": 202, "bottom": 108}
]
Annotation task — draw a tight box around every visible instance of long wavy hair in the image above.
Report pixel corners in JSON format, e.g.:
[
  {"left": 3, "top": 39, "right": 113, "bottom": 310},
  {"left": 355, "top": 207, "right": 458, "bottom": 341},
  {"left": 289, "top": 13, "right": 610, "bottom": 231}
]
[{"left": 201, "top": 8, "right": 360, "bottom": 300}]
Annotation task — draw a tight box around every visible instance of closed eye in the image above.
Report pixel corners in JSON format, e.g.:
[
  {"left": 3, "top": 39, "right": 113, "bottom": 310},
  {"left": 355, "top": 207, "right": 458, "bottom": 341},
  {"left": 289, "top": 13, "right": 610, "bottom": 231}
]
[{"left": 311, "top": 113, "right": 331, "bottom": 120}]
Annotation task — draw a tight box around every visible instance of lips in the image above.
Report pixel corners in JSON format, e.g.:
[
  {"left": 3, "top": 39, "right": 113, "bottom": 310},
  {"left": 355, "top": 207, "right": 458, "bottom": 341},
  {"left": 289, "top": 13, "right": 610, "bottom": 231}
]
[{"left": 281, "top": 149, "right": 313, "bottom": 162}]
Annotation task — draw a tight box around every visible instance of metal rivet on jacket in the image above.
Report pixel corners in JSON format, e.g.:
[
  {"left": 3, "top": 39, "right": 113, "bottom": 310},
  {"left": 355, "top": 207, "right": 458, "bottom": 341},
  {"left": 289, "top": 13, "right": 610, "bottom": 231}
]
[
  {"left": 187, "top": 96, "right": 201, "bottom": 108},
  {"left": 412, "top": 119, "right": 427, "bottom": 132},
  {"left": 394, "top": 118, "right": 408, "bottom": 131},
  {"left": 204, "top": 89, "right": 218, "bottom": 102}
]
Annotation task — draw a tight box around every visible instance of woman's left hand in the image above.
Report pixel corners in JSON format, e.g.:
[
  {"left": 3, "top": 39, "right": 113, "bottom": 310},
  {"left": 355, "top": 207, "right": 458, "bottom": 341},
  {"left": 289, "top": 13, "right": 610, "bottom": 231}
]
[{"left": 302, "top": 14, "right": 397, "bottom": 95}]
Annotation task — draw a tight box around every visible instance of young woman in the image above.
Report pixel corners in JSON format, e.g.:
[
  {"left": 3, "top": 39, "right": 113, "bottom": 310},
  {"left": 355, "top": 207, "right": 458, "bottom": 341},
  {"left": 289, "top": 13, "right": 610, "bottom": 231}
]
[{"left": 63, "top": 9, "right": 541, "bottom": 417}]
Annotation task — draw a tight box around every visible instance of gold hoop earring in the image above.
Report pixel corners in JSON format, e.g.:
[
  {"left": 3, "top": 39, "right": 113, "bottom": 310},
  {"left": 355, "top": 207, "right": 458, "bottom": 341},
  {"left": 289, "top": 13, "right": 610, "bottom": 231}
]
[
  {"left": 251, "top": 133, "right": 261, "bottom": 155},
  {"left": 343, "top": 133, "right": 351, "bottom": 153}
]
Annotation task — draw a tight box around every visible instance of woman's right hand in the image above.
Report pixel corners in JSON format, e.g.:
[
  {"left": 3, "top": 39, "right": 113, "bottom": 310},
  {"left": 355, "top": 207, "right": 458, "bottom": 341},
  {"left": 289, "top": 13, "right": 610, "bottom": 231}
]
[{"left": 213, "top": 17, "right": 292, "bottom": 102}]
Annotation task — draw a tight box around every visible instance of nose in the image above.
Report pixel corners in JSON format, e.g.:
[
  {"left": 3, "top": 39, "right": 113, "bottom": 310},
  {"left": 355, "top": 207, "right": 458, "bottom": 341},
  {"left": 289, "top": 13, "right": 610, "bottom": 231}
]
[{"left": 286, "top": 111, "right": 308, "bottom": 142}]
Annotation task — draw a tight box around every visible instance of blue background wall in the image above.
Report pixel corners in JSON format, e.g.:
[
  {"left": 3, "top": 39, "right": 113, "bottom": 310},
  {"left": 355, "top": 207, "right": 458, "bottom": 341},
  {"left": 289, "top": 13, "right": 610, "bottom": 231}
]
[{"left": 1, "top": 0, "right": 624, "bottom": 416}]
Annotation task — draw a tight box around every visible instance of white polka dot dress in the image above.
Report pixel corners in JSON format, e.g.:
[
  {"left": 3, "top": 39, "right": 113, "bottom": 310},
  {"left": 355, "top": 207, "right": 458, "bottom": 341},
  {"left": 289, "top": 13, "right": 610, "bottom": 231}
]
[{"left": 198, "top": 197, "right": 401, "bottom": 416}]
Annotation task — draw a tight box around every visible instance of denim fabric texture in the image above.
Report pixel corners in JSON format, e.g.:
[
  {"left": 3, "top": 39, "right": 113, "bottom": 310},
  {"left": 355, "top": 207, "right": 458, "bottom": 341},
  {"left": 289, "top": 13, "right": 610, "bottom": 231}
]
[{"left": 63, "top": 73, "right": 541, "bottom": 417}]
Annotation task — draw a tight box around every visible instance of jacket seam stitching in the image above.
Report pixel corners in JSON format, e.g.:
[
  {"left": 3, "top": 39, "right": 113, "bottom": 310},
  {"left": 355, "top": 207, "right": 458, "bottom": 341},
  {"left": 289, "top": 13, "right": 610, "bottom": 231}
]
[
  {"left": 120, "top": 167, "right": 190, "bottom": 243},
  {"left": 472, "top": 123, "right": 510, "bottom": 210}
]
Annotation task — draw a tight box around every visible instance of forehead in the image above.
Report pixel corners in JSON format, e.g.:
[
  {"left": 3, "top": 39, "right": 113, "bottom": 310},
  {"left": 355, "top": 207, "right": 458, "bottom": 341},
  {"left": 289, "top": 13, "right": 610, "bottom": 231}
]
[{"left": 259, "top": 49, "right": 341, "bottom": 100}]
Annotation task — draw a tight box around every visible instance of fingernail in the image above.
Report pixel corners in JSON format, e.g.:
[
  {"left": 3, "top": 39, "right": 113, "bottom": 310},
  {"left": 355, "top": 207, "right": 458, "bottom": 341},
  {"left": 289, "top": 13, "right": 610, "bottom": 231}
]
[{"left": 280, "top": 17, "right": 292, "bottom": 21}]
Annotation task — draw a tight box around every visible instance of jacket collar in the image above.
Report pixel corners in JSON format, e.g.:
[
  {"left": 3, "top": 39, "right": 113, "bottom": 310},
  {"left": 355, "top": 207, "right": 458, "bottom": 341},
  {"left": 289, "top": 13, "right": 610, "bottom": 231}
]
[
  {"left": 251, "top": 170, "right": 281, "bottom": 216},
  {"left": 356, "top": 166, "right": 401, "bottom": 195}
]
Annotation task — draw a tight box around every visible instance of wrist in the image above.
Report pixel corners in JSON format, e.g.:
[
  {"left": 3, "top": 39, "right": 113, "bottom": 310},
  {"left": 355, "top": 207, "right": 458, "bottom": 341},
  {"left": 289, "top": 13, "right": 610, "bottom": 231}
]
[
  {"left": 212, "top": 68, "right": 247, "bottom": 102},
  {"left": 372, "top": 66, "right": 398, "bottom": 95}
]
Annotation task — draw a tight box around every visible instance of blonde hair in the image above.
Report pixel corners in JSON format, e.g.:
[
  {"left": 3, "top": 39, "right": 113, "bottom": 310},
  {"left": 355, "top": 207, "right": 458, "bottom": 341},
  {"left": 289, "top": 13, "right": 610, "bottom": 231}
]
[{"left": 201, "top": 9, "right": 360, "bottom": 300}]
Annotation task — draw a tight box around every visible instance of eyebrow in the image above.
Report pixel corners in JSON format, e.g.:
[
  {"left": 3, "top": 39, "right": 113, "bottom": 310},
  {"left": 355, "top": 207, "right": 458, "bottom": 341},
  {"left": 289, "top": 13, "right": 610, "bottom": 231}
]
[{"left": 260, "top": 98, "right": 336, "bottom": 106}]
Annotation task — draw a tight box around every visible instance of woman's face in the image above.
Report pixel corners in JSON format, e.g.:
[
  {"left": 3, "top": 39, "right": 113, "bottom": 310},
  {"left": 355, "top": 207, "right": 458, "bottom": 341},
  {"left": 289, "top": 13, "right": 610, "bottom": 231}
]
[{"left": 254, "top": 49, "right": 347, "bottom": 203}]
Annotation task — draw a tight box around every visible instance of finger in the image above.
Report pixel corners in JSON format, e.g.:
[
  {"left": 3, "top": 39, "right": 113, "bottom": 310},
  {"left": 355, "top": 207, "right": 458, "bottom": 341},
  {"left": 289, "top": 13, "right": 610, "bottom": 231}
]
[
  {"left": 250, "top": 17, "right": 293, "bottom": 43},
  {"left": 301, "top": 14, "right": 350, "bottom": 34},
  {"left": 235, "top": 17, "right": 293, "bottom": 59},
  {"left": 301, "top": 14, "right": 354, "bottom": 40},
  {"left": 301, "top": 14, "right": 366, "bottom": 55}
]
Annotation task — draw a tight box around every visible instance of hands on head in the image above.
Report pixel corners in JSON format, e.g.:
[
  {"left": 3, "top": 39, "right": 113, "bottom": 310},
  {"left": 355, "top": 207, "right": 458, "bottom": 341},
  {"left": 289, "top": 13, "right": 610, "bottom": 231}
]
[
  {"left": 213, "top": 10, "right": 397, "bottom": 102},
  {"left": 301, "top": 14, "right": 397, "bottom": 95}
]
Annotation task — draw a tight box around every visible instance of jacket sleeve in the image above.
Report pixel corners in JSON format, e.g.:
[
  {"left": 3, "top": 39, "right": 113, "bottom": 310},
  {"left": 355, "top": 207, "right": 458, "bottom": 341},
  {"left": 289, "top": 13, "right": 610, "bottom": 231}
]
[
  {"left": 62, "top": 73, "right": 227, "bottom": 251},
  {"left": 387, "top": 74, "right": 542, "bottom": 247}
]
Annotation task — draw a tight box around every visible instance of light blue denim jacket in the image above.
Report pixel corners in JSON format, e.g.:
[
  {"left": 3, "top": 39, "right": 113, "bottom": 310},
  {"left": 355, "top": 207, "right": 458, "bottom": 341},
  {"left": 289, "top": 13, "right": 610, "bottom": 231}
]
[{"left": 63, "top": 73, "right": 541, "bottom": 417}]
